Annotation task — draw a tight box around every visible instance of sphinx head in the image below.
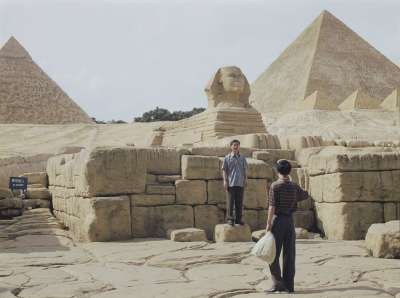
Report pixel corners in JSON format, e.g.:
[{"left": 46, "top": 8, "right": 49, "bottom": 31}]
[{"left": 205, "top": 66, "right": 250, "bottom": 108}]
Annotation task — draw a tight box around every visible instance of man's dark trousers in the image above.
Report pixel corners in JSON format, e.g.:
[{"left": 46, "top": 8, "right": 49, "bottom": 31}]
[
  {"left": 269, "top": 214, "right": 296, "bottom": 291},
  {"left": 226, "top": 186, "right": 244, "bottom": 223}
]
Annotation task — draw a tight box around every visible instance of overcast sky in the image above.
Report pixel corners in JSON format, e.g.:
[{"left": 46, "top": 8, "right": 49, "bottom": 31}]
[{"left": 1, "top": 0, "right": 400, "bottom": 121}]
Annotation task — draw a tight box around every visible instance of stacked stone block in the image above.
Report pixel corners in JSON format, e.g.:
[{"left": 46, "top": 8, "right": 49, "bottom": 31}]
[
  {"left": 47, "top": 146, "right": 315, "bottom": 242},
  {"left": 21, "top": 172, "right": 51, "bottom": 209},
  {"left": 308, "top": 151, "right": 400, "bottom": 240}
]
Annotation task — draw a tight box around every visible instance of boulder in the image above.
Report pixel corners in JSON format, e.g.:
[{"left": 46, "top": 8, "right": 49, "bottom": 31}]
[
  {"left": 131, "top": 194, "right": 175, "bottom": 206},
  {"left": 194, "top": 205, "right": 224, "bottom": 240},
  {"left": 181, "top": 155, "right": 221, "bottom": 180},
  {"left": 252, "top": 149, "right": 294, "bottom": 165},
  {"left": 176, "top": 180, "right": 207, "bottom": 205},
  {"left": 214, "top": 223, "right": 252, "bottom": 242},
  {"left": 315, "top": 202, "right": 383, "bottom": 240},
  {"left": 168, "top": 228, "right": 208, "bottom": 242},
  {"left": 26, "top": 188, "right": 51, "bottom": 200},
  {"left": 22, "top": 172, "right": 48, "bottom": 187},
  {"left": 365, "top": 221, "right": 400, "bottom": 258},
  {"left": 132, "top": 205, "right": 194, "bottom": 238},
  {"left": 0, "top": 197, "right": 23, "bottom": 210}
]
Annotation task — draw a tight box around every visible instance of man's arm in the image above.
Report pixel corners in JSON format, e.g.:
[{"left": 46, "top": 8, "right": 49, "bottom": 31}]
[
  {"left": 266, "top": 184, "right": 276, "bottom": 231},
  {"left": 243, "top": 157, "right": 248, "bottom": 187},
  {"left": 296, "top": 185, "right": 309, "bottom": 202}
]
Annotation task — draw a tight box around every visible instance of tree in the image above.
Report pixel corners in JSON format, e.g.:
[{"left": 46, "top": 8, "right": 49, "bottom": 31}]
[{"left": 134, "top": 107, "right": 205, "bottom": 122}]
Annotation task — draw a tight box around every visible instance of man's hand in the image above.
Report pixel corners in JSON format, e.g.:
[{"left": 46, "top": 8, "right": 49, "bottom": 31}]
[
  {"left": 223, "top": 181, "right": 228, "bottom": 192},
  {"left": 244, "top": 178, "right": 248, "bottom": 188}
]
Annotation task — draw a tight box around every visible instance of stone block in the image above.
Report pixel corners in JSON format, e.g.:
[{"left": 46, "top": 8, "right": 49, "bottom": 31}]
[
  {"left": 251, "top": 230, "right": 265, "bottom": 242},
  {"left": 181, "top": 155, "right": 221, "bottom": 180},
  {"left": 253, "top": 149, "right": 294, "bottom": 164},
  {"left": 176, "top": 180, "right": 206, "bottom": 205},
  {"left": 0, "top": 197, "right": 23, "bottom": 210},
  {"left": 157, "top": 175, "right": 181, "bottom": 183},
  {"left": 23, "top": 199, "right": 51, "bottom": 209},
  {"left": 244, "top": 179, "right": 268, "bottom": 209},
  {"left": 82, "top": 147, "right": 147, "bottom": 196},
  {"left": 80, "top": 196, "right": 132, "bottom": 242},
  {"left": 146, "top": 174, "right": 157, "bottom": 184},
  {"left": 293, "top": 210, "right": 315, "bottom": 230},
  {"left": 22, "top": 172, "right": 48, "bottom": 187},
  {"left": 315, "top": 202, "right": 383, "bottom": 240},
  {"left": 26, "top": 188, "right": 51, "bottom": 200},
  {"left": 146, "top": 148, "right": 188, "bottom": 175},
  {"left": 365, "top": 221, "right": 400, "bottom": 258},
  {"left": 214, "top": 224, "right": 252, "bottom": 242},
  {"left": 194, "top": 205, "right": 224, "bottom": 239},
  {"left": 0, "top": 188, "right": 13, "bottom": 199},
  {"left": 258, "top": 209, "right": 268, "bottom": 229},
  {"left": 207, "top": 180, "right": 226, "bottom": 205},
  {"left": 146, "top": 184, "right": 176, "bottom": 195},
  {"left": 295, "top": 227, "right": 309, "bottom": 239},
  {"left": 310, "top": 172, "right": 388, "bottom": 203},
  {"left": 132, "top": 205, "right": 194, "bottom": 238},
  {"left": 384, "top": 203, "right": 397, "bottom": 222},
  {"left": 131, "top": 194, "right": 175, "bottom": 206},
  {"left": 246, "top": 158, "right": 274, "bottom": 179},
  {"left": 0, "top": 208, "right": 23, "bottom": 218},
  {"left": 243, "top": 209, "right": 259, "bottom": 231},
  {"left": 168, "top": 228, "right": 207, "bottom": 242}
]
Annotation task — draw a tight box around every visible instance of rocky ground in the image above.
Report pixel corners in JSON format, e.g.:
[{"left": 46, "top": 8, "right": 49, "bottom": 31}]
[{"left": 0, "top": 209, "right": 399, "bottom": 298}]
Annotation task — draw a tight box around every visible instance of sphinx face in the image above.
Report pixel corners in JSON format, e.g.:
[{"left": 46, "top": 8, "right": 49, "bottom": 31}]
[{"left": 219, "top": 67, "right": 246, "bottom": 93}]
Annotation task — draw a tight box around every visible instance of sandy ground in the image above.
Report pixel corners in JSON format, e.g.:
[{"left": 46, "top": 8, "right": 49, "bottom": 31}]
[{"left": 1, "top": 209, "right": 399, "bottom": 298}]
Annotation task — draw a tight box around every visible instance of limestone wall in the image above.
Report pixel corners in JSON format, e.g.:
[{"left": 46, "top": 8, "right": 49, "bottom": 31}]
[
  {"left": 307, "top": 150, "right": 400, "bottom": 240},
  {"left": 48, "top": 146, "right": 315, "bottom": 242}
]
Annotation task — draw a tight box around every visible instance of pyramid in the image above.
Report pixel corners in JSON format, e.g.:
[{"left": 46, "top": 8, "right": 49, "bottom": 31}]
[
  {"left": 338, "top": 89, "right": 380, "bottom": 110},
  {"left": 380, "top": 88, "right": 400, "bottom": 111},
  {"left": 250, "top": 10, "right": 400, "bottom": 113},
  {"left": 0, "top": 37, "right": 93, "bottom": 124},
  {"left": 298, "top": 90, "right": 338, "bottom": 110}
]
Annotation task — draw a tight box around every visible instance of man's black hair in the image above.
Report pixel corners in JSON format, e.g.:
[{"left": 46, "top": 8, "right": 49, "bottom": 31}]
[
  {"left": 276, "top": 159, "right": 292, "bottom": 175},
  {"left": 230, "top": 139, "right": 240, "bottom": 146}
]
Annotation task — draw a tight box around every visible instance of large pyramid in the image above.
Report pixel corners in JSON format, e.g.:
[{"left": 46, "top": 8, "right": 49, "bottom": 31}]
[
  {"left": 0, "top": 37, "right": 93, "bottom": 124},
  {"left": 250, "top": 10, "right": 400, "bottom": 113}
]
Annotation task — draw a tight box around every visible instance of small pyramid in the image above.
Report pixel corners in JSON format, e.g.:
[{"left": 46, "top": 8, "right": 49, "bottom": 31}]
[
  {"left": 338, "top": 90, "right": 381, "bottom": 110},
  {"left": 251, "top": 10, "right": 400, "bottom": 113},
  {"left": 298, "top": 91, "right": 338, "bottom": 110},
  {"left": 380, "top": 89, "right": 400, "bottom": 111},
  {"left": 0, "top": 37, "right": 93, "bottom": 124}
]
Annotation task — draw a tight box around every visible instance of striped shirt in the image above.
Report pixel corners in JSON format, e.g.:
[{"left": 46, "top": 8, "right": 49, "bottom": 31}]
[
  {"left": 268, "top": 177, "right": 309, "bottom": 215},
  {"left": 222, "top": 152, "right": 247, "bottom": 187}
]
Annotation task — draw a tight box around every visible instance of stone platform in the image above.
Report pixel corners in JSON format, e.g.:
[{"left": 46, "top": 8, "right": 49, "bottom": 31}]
[{"left": 1, "top": 209, "right": 399, "bottom": 298}]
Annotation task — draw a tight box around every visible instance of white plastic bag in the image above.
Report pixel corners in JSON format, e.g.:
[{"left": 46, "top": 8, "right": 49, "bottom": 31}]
[{"left": 250, "top": 231, "right": 276, "bottom": 264}]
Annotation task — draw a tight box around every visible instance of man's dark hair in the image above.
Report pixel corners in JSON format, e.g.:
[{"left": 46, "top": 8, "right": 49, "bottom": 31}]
[
  {"left": 230, "top": 139, "right": 240, "bottom": 146},
  {"left": 276, "top": 159, "right": 292, "bottom": 175}
]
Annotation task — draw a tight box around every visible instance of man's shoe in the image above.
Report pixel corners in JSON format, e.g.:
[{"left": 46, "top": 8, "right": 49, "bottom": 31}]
[{"left": 265, "top": 286, "right": 285, "bottom": 293}]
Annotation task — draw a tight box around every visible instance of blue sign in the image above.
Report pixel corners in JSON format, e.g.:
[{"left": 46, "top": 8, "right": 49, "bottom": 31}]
[{"left": 9, "top": 177, "right": 28, "bottom": 191}]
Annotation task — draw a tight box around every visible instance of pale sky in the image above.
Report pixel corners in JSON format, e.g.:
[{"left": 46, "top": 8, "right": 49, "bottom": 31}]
[{"left": 1, "top": 0, "right": 400, "bottom": 121}]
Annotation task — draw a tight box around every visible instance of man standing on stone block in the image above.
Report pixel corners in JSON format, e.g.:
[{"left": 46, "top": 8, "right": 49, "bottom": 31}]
[
  {"left": 266, "top": 159, "right": 308, "bottom": 294},
  {"left": 222, "top": 139, "right": 248, "bottom": 226}
]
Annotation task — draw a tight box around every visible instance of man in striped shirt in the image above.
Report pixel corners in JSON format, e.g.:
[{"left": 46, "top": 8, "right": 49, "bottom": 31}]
[{"left": 266, "top": 159, "right": 309, "bottom": 293}]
